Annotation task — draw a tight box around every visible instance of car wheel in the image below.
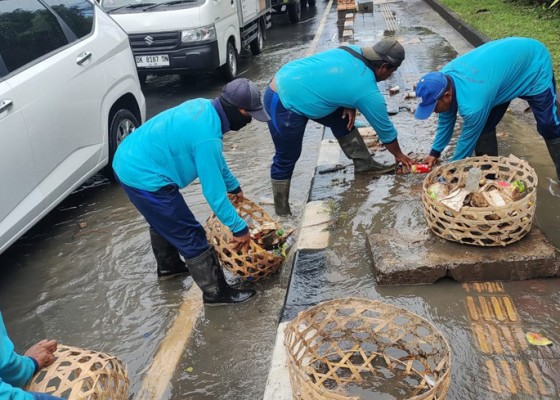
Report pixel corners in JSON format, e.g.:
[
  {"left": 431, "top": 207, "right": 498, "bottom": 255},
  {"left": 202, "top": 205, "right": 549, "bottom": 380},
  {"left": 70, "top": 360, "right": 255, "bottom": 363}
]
[
  {"left": 308, "top": 0, "right": 316, "bottom": 6},
  {"left": 301, "top": 0, "right": 307, "bottom": 7},
  {"left": 220, "top": 41, "right": 238, "bottom": 82},
  {"left": 250, "top": 22, "right": 264, "bottom": 55},
  {"left": 103, "top": 109, "right": 140, "bottom": 179},
  {"left": 287, "top": 0, "right": 301, "bottom": 23}
]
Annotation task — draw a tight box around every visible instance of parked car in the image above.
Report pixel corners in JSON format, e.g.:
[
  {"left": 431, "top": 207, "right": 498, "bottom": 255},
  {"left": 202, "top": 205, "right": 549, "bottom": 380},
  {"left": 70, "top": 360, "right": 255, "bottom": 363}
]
[
  {"left": 0, "top": 0, "right": 146, "bottom": 255},
  {"left": 99, "top": 0, "right": 272, "bottom": 83}
]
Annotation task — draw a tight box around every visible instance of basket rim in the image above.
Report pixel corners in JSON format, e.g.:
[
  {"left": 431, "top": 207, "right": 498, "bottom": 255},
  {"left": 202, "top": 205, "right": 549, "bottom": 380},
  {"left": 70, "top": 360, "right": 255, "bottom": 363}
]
[{"left": 285, "top": 297, "right": 452, "bottom": 358}]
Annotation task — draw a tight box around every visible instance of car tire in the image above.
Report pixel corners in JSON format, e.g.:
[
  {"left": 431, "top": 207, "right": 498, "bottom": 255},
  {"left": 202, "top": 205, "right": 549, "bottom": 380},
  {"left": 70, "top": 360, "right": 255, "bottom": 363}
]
[
  {"left": 301, "top": 0, "right": 307, "bottom": 7},
  {"left": 249, "top": 21, "right": 264, "bottom": 56},
  {"left": 287, "top": 0, "right": 301, "bottom": 23},
  {"left": 220, "top": 41, "right": 238, "bottom": 82},
  {"left": 103, "top": 109, "right": 140, "bottom": 179},
  {"left": 308, "top": 0, "right": 316, "bottom": 6},
  {"left": 138, "top": 73, "right": 148, "bottom": 85}
]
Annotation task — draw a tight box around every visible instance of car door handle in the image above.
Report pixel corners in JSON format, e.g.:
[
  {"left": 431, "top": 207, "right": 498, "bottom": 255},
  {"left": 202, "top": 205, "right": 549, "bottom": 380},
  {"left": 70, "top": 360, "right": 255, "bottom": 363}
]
[
  {"left": 0, "top": 99, "right": 13, "bottom": 113},
  {"left": 76, "top": 51, "right": 92, "bottom": 65}
]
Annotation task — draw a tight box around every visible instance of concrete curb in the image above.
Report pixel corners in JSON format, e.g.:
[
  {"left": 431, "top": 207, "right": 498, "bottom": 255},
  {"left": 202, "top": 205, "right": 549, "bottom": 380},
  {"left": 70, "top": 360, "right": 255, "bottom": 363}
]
[{"left": 422, "top": 0, "right": 489, "bottom": 47}]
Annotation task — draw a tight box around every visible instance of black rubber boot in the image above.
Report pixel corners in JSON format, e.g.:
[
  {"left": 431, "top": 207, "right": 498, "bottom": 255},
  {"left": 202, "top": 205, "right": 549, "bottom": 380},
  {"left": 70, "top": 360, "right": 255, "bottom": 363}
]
[
  {"left": 545, "top": 137, "right": 560, "bottom": 181},
  {"left": 150, "top": 228, "right": 190, "bottom": 279},
  {"left": 475, "top": 129, "right": 498, "bottom": 156},
  {"left": 185, "top": 247, "right": 256, "bottom": 306},
  {"left": 337, "top": 128, "right": 395, "bottom": 174},
  {"left": 271, "top": 178, "right": 292, "bottom": 216}
]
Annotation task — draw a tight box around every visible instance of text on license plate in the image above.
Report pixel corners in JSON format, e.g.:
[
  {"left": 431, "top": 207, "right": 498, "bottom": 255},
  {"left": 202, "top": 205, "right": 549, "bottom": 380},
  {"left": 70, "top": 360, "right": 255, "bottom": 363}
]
[{"left": 135, "top": 55, "right": 170, "bottom": 68}]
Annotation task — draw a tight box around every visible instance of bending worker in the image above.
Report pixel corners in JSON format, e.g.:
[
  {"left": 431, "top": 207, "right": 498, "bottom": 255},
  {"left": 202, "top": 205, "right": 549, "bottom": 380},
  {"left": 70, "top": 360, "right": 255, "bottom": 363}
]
[
  {"left": 415, "top": 37, "right": 560, "bottom": 181},
  {"left": 113, "top": 78, "right": 270, "bottom": 306},
  {"left": 264, "top": 39, "right": 414, "bottom": 215},
  {"left": 1, "top": 311, "right": 63, "bottom": 400}
]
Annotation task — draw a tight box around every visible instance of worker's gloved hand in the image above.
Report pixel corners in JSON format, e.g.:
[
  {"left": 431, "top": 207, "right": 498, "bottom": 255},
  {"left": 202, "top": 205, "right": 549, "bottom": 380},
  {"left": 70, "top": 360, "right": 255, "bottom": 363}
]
[
  {"left": 25, "top": 339, "right": 57, "bottom": 370},
  {"left": 30, "top": 393, "right": 65, "bottom": 400},
  {"left": 230, "top": 231, "right": 251, "bottom": 253}
]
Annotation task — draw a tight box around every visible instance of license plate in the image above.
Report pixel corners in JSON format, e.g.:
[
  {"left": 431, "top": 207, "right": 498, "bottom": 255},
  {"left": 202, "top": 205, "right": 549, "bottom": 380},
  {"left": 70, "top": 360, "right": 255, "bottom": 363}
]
[{"left": 135, "top": 54, "right": 170, "bottom": 68}]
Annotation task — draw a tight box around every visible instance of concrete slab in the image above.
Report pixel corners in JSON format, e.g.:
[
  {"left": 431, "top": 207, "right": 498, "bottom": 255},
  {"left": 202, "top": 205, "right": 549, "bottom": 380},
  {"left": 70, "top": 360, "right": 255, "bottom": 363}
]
[{"left": 367, "top": 227, "right": 560, "bottom": 285}]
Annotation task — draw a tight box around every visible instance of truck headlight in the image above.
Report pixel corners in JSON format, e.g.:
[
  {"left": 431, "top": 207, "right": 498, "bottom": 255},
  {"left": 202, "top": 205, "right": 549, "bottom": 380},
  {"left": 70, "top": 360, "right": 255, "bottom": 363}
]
[{"left": 181, "top": 25, "right": 216, "bottom": 43}]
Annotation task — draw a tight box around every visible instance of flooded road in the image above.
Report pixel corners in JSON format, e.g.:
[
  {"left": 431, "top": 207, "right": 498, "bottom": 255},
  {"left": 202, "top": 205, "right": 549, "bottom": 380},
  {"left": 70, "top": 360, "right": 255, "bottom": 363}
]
[{"left": 1, "top": 0, "right": 560, "bottom": 399}]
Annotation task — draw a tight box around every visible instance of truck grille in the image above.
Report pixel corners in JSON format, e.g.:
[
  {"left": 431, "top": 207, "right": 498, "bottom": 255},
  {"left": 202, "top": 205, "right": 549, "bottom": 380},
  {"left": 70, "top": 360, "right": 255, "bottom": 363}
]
[{"left": 128, "top": 31, "right": 180, "bottom": 52}]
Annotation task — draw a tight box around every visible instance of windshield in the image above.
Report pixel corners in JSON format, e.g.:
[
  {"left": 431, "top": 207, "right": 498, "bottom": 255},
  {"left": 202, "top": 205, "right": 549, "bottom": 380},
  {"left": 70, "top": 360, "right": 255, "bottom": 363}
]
[{"left": 100, "top": 0, "right": 199, "bottom": 12}]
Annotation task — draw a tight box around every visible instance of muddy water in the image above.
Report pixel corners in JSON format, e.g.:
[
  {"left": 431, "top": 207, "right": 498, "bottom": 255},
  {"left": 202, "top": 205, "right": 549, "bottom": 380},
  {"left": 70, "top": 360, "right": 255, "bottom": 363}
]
[{"left": 1, "top": 1, "right": 559, "bottom": 400}]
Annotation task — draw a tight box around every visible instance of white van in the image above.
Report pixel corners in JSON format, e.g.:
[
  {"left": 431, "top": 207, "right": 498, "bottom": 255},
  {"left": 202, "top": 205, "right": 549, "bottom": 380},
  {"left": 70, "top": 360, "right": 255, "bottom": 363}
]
[
  {"left": 99, "top": 0, "right": 271, "bottom": 82},
  {"left": 0, "top": 0, "right": 146, "bottom": 255}
]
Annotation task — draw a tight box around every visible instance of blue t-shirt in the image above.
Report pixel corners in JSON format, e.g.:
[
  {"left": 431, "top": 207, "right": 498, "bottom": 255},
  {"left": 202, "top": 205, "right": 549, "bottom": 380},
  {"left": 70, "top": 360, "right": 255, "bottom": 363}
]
[
  {"left": 432, "top": 37, "right": 554, "bottom": 160},
  {"left": 275, "top": 45, "right": 398, "bottom": 144},
  {"left": 0, "top": 312, "right": 35, "bottom": 400},
  {"left": 113, "top": 99, "right": 247, "bottom": 235}
]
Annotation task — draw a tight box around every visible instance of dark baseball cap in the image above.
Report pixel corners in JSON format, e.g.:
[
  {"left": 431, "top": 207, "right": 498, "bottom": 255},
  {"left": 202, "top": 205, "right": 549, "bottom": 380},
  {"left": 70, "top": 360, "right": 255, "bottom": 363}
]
[
  {"left": 220, "top": 78, "right": 270, "bottom": 122},
  {"left": 414, "top": 72, "right": 448, "bottom": 120},
  {"left": 362, "top": 39, "right": 405, "bottom": 68}
]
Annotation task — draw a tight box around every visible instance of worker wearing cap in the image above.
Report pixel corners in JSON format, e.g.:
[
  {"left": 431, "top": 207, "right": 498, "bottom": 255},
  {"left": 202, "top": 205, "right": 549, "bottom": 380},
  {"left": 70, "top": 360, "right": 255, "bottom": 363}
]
[
  {"left": 113, "top": 78, "right": 270, "bottom": 305},
  {"left": 414, "top": 37, "right": 560, "bottom": 181},
  {"left": 264, "top": 39, "right": 414, "bottom": 215}
]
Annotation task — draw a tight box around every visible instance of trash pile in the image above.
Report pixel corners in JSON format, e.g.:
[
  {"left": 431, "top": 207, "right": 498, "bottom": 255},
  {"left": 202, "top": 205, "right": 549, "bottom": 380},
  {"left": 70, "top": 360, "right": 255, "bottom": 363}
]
[
  {"left": 426, "top": 167, "right": 529, "bottom": 212},
  {"left": 244, "top": 216, "right": 295, "bottom": 257}
]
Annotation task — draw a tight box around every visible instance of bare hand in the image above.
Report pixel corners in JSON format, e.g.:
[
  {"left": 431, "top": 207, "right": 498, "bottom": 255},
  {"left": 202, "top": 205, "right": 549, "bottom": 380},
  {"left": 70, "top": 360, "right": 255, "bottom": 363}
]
[
  {"left": 341, "top": 108, "right": 356, "bottom": 131},
  {"left": 228, "top": 191, "right": 244, "bottom": 204},
  {"left": 230, "top": 231, "right": 251, "bottom": 253},
  {"left": 395, "top": 153, "right": 414, "bottom": 172},
  {"left": 423, "top": 155, "right": 439, "bottom": 169},
  {"left": 25, "top": 339, "right": 58, "bottom": 369}
]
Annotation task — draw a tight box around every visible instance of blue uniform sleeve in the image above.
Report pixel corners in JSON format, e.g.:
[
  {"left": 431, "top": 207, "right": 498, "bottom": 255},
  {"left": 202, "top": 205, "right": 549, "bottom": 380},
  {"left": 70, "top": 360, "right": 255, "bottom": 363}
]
[
  {"left": 451, "top": 109, "right": 489, "bottom": 161},
  {"left": 356, "top": 91, "right": 398, "bottom": 144},
  {"left": 431, "top": 111, "right": 457, "bottom": 157},
  {"left": 0, "top": 314, "right": 36, "bottom": 388},
  {"left": 193, "top": 139, "right": 247, "bottom": 235},
  {"left": 0, "top": 377, "right": 34, "bottom": 400}
]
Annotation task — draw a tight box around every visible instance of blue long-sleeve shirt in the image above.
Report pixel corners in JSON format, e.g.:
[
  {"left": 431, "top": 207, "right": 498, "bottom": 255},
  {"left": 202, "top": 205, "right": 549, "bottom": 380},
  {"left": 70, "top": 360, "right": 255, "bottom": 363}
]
[
  {"left": 275, "top": 45, "right": 398, "bottom": 144},
  {"left": 112, "top": 98, "right": 247, "bottom": 235},
  {"left": 0, "top": 312, "right": 35, "bottom": 400},
  {"left": 432, "top": 37, "right": 554, "bottom": 160}
]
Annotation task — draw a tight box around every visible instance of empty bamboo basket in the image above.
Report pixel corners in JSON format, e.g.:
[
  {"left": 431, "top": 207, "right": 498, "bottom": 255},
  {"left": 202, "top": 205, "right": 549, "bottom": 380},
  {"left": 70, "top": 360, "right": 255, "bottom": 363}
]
[
  {"left": 25, "top": 345, "right": 129, "bottom": 399},
  {"left": 422, "top": 155, "right": 537, "bottom": 247},
  {"left": 205, "top": 197, "right": 285, "bottom": 282},
  {"left": 284, "top": 298, "right": 451, "bottom": 400}
]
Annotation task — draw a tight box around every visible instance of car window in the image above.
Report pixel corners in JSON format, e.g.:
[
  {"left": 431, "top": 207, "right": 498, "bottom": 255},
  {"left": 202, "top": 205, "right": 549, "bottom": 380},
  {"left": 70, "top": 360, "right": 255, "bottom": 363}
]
[
  {"left": 43, "top": 0, "right": 95, "bottom": 39},
  {"left": 0, "top": 0, "right": 69, "bottom": 78}
]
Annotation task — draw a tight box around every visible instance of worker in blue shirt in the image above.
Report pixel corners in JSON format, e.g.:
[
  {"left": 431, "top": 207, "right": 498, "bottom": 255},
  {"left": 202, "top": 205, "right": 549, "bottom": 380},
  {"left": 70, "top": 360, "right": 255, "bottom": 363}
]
[
  {"left": 414, "top": 37, "right": 560, "bottom": 181},
  {"left": 264, "top": 39, "right": 414, "bottom": 215},
  {"left": 0, "top": 312, "right": 62, "bottom": 400},
  {"left": 113, "top": 78, "right": 270, "bottom": 305}
]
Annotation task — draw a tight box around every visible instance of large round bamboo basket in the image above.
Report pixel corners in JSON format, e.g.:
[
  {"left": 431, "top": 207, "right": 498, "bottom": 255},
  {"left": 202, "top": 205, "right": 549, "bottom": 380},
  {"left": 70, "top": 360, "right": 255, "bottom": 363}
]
[
  {"left": 284, "top": 298, "right": 451, "bottom": 400},
  {"left": 422, "top": 155, "right": 537, "bottom": 247},
  {"left": 25, "top": 345, "right": 129, "bottom": 399},
  {"left": 205, "top": 197, "right": 285, "bottom": 282}
]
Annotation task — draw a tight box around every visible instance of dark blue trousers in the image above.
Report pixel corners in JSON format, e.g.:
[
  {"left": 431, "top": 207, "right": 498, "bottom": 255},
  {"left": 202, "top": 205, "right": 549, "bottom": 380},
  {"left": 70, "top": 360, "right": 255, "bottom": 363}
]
[
  {"left": 118, "top": 180, "right": 209, "bottom": 259},
  {"left": 263, "top": 85, "right": 353, "bottom": 180},
  {"left": 481, "top": 78, "right": 560, "bottom": 140}
]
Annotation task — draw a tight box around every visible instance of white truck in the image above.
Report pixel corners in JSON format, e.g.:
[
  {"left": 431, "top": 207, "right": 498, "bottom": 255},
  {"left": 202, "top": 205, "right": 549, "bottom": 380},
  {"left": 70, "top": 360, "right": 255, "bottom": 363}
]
[{"left": 99, "top": 0, "right": 272, "bottom": 82}]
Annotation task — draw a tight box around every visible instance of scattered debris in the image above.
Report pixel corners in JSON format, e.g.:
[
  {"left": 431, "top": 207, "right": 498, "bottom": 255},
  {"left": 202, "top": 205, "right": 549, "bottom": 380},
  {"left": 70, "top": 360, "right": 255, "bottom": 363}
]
[
  {"left": 526, "top": 332, "right": 553, "bottom": 346},
  {"left": 389, "top": 85, "right": 400, "bottom": 95}
]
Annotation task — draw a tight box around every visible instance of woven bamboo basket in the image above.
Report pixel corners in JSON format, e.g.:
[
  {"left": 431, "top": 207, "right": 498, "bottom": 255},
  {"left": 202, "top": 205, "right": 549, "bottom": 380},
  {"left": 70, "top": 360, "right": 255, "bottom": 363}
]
[
  {"left": 422, "top": 155, "right": 538, "bottom": 247},
  {"left": 284, "top": 298, "right": 451, "bottom": 400},
  {"left": 205, "top": 197, "right": 285, "bottom": 282},
  {"left": 25, "top": 345, "right": 129, "bottom": 399}
]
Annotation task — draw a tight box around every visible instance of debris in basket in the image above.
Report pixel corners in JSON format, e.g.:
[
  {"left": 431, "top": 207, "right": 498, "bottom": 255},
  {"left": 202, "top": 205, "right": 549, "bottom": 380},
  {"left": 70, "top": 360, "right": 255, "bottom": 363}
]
[
  {"left": 426, "top": 171, "right": 529, "bottom": 211},
  {"left": 244, "top": 216, "right": 295, "bottom": 256},
  {"left": 525, "top": 332, "right": 553, "bottom": 346}
]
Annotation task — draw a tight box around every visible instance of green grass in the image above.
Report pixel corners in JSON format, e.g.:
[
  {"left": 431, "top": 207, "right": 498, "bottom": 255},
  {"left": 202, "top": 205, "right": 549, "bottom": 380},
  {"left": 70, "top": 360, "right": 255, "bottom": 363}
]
[{"left": 439, "top": 0, "right": 560, "bottom": 77}]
